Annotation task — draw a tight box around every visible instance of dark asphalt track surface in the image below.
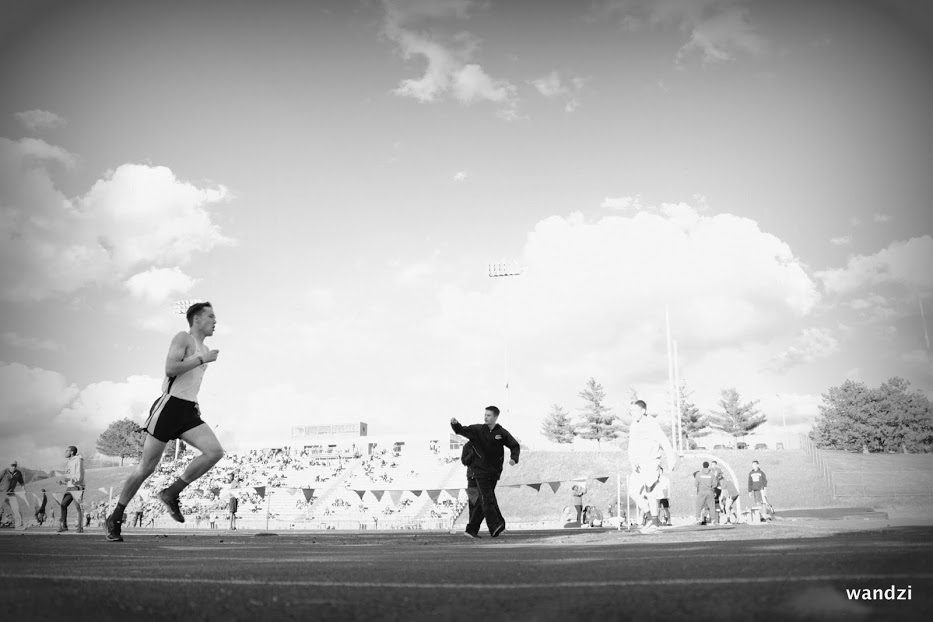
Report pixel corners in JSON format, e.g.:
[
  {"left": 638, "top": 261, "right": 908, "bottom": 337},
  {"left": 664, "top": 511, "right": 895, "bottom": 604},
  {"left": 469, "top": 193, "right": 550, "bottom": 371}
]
[{"left": 1, "top": 524, "right": 930, "bottom": 621}]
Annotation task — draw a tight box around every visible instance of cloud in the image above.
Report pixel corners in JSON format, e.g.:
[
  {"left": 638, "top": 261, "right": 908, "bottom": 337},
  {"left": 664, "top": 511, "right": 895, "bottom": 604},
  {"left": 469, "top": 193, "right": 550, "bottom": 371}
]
[
  {"left": 453, "top": 170, "right": 468, "bottom": 181},
  {"left": 1, "top": 331, "right": 64, "bottom": 352},
  {"left": 381, "top": 0, "right": 520, "bottom": 119},
  {"left": 125, "top": 267, "right": 199, "bottom": 303},
  {"left": 829, "top": 236, "right": 851, "bottom": 246},
  {"left": 873, "top": 213, "right": 891, "bottom": 223},
  {"left": 7, "top": 136, "right": 76, "bottom": 168},
  {"left": 0, "top": 138, "right": 234, "bottom": 302},
  {"left": 15, "top": 109, "right": 66, "bottom": 132},
  {"left": 530, "top": 71, "right": 586, "bottom": 112},
  {"left": 847, "top": 294, "right": 897, "bottom": 322},
  {"left": 593, "top": 0, "right": 768, "bottom": 65},
  {"left": 767, "top": 327, "right": 840, "bottom": 373},
  {"left": 600, "top": 195, "right": 644, "bottom": 210},
  {"left": 816, "top": 236, "right": 933, "bottom": 295},
  {"left": 432, "top": 202, "right": 820, "bottom": 375},
  {"left": 0, "top": 362, "right": 163, "bottom": 468},
  {"left": 392, "top": 261, "right": 437, "bottom": 286}
]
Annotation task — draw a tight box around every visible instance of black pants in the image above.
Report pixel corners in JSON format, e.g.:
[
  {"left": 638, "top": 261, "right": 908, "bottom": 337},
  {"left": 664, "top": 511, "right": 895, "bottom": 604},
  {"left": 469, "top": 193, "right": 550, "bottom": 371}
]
[
  {"left": 465, "top": 478, "right": 484, "bottom": 535},
  {"left": 470, "top": 477, "right": 504, "bottom": 535}
]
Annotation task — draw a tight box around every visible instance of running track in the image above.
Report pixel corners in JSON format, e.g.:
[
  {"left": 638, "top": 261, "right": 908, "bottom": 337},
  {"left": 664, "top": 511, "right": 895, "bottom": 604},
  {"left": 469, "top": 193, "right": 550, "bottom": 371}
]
[{"left": 1, "top": 524, "right": 930, "bottom": 621}]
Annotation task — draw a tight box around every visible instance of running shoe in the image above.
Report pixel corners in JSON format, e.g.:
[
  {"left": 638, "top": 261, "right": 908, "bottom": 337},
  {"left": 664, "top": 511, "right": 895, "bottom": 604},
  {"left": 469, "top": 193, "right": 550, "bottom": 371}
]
[
  {"left": 105, "top": 516, "right": 123, "bottom": 542},
  {"left": 76, "top": 526, "right": 84, "bottom": 534},
  {"left": 639, "top": 523, "right": 659, "bottom": 534},
  {"left": 158, "top": 489, "right": 185, "bottom": 523},
  {"left": 464, "top": 531, "right": 480, "bottom": 539},
  {"left": 56, "top": 523, "right": 68, "bottom": 533},
  {"left": 491, "top": 523, "right": 505, "bottom": 538}
]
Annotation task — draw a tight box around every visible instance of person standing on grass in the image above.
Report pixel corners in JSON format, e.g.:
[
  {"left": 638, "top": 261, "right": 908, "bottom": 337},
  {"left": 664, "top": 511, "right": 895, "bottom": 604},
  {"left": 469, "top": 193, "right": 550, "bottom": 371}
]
[
  {"left": 748, "top": 461, "right": 771, "bottom": 521},
  {"left": 450, "top": 406, "right": 520, "bottom": 538},
  {"left": 656, "top": 467, "right": 672, "bottom": 526},
  {"left": 570, "top": 483, "right": 585, "bottom": 525},
  {"left": 719, "top": 477, "right": 740, "bottom": 524},
  {"left": 105, "top": 302, "right": 224, "bottom": 542},
  {"left": 694, "top": 461, "right": 718, "bottom": 525}
]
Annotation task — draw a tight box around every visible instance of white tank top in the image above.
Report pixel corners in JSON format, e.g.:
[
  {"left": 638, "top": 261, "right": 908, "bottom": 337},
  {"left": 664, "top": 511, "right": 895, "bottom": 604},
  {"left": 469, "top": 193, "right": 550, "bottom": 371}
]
[{"left": 162, "top": 336, "right": 208, "bottom": 402}]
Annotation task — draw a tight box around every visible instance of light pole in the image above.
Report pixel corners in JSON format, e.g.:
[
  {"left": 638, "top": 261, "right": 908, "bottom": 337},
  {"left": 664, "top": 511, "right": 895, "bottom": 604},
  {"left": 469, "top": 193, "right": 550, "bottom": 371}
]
[
  {"left": 776, "top": 393, "right": 788, "bottom": 450},
  {"left": 487, "top": 261, "right": 524, "bottom": 416}
]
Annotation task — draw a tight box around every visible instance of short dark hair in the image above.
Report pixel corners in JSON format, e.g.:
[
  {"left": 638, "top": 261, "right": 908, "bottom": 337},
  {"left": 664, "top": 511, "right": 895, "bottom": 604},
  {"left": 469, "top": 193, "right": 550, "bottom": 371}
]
[
  {"left": 485, "top": 405, "right": 500, "bottom": 417},
  {"left": 67, "top": 445, "right": 77, "bottom": 454},
  {"left": 752, "top": 460, "right": 759, "bottom": 465},
  {"left": 633, "top": 400, "right": 647, "bottom": 410},
  {"left": 711, "top": 460, "right": 718, "bottom": 465},
  {"left": 702, "top": 461, "right": 710, "bottom": 468},
  {"left": 186, "top": 301, "right": 213, "bottom": 326}
]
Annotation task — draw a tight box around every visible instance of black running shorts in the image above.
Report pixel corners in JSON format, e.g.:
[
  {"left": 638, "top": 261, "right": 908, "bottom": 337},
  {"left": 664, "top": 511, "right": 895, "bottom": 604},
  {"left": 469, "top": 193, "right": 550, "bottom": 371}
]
[{"left": 144, "top": 394, "right": 205, "bottom": 442}]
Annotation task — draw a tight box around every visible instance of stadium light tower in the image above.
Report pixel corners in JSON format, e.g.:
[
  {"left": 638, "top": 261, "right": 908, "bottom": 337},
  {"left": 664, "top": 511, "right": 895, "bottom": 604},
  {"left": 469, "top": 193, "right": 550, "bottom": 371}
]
[{"left": 487, "top": 260, "right": 525, "bottom": 416}]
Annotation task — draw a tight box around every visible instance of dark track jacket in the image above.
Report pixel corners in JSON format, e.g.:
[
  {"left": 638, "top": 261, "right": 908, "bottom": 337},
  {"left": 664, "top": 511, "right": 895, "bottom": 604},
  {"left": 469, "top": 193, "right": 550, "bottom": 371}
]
[{"left": 451, "top": 422, "right": 520, "bottom": 480}]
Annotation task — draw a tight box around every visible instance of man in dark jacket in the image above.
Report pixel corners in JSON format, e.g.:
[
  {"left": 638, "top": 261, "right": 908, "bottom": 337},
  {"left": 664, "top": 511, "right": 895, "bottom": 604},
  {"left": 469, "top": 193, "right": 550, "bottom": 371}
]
[
  {"left": 450, "top": 406, "right": 520, "bottom": 537},
  {"left": 694, "top": 461, "right": 718, "bottom": 525},
  {"left": 461, "top": 441, "right": 484, "bottom": 538}
]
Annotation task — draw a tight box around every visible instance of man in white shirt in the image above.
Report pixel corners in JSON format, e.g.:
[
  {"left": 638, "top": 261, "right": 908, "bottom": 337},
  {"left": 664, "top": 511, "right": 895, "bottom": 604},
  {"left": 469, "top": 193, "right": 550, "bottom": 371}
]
[{"left": 58, "top": 446, "right": 85, "bottom": 533}]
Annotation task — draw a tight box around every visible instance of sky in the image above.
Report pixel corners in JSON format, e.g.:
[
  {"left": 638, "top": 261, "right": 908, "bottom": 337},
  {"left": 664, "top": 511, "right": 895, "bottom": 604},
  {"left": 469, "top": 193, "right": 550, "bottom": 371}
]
[{"left": 1, "top": 0, "right": 932, "bottom": 469}]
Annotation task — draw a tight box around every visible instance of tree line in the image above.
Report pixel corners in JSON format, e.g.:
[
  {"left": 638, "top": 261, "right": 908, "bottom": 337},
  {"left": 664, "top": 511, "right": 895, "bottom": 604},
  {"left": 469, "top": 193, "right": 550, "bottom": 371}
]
[{"left": 540, "top": 377, "right": 766, "bottom": 449}]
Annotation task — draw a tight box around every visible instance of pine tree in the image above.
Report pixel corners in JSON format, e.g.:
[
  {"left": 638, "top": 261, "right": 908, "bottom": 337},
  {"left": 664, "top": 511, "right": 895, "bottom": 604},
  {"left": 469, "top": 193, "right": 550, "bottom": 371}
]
[
  {"left": 576, "top": 378, "right": 622, "bottom": 449},
  {"left": 541, "top": 404, "right": 575, "bottom": 445},
  {"left": 708, "top": 388, "right": 766, "bottom": 441},
  {"left": 678, "top": 381, "right": 711, "bottom": 449}
]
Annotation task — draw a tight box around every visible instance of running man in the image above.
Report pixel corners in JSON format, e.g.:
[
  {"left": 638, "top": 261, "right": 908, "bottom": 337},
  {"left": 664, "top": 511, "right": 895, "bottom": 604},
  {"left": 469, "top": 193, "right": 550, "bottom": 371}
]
[
  {"left": 627, "top": 400, "right": 677, "bottom": 534},
  {"left": 105, "top": 302, "right": 224, "bottom": 542},
  {"left": 58, "top": 446, "right": 86, "bottom": 533}
]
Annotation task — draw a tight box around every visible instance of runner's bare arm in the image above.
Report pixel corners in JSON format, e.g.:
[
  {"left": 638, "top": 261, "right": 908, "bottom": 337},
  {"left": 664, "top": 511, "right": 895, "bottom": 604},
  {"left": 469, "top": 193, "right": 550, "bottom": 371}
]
[{"left": 165, "top": 332, "right": 203, "bottom": 377}]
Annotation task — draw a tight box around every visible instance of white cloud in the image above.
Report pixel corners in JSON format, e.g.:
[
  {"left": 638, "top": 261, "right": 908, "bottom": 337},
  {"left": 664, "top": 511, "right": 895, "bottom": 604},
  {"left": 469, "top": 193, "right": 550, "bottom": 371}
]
[
  {"left": 600, "top": 195, "right": 644, "bottom": 210},
  {"left": 9, "top": 137, "right": 76, "bottom": 168},
  {"left": 304, "top": 288, "right": 339, "bottom": 314},
  {"left": 0, "top": 138, "right": 234, "bottom": 302},
  {"left": 530, "top": 72, "right": 586, "bottom": 112},
  {"left": 15, "top": 109, "right": 66, "bottom": 132},
  {"left": 393, "top": 261, "right": 437, "bottom": 286},
  {"left": 848, "top": 294, "right": 897, "bottom": 322},
  {"left": 873, "top": 213, "right": 891, "bottom": 223},
  {"left": 0, "top": 363, "right": 165, "bottom": 468},
  {"left": 816, "top": 236, "right": 933, "bottom": 295},
  {"left": 768, "top": 327, "right": 840, "bottom": 373},
  {"left": 381, "top": 0, "right": 520, "bottom": 119},
  {"left": 1, "top": 331, "right": 64, "bottom": 352},
  {"left": 593, "top": 0, "right": 767, "bottom": 65},
  {"left": 453, "top": 170, "right": 468, "bottom": 181},
  {"left": 431, "top": 202, "right": 820, "bottom": 396},
  {"left": 125, "top": 267, "right": 199, "bottom": 303},
  {"left": 675, "top": 6, "right": 768, "bottom": 65},
  {"left": 829, "top": 236, "right": 851, "bottom": 246}
]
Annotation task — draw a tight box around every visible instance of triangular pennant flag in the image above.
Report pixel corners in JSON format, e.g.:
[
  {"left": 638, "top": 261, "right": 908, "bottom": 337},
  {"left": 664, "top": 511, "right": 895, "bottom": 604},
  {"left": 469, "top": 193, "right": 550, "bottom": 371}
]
[
  {"left": 426, "top": 489, "right": 441, "bottom": 503},
  {"left": 253, "top": 486, "right": 266, "bottom": 498},
  {"left": 302, "top": 488, "right": 315, "bottom": 502},
  {"left": 211, "top": 487, "right": 221, "bottom": 497},
  {"left": 372, "top": 490, "right": 385, "bottom": 502},
  {"left": 52, "top": 493, "right": 64, "bottom": 504},
  {"left": 353, "top": 490, "right": 366, "bottom": 500},
  {"left": 411, "top": 490, "right": 423, "bottom": 497},
  {"left": 98, "top": 487, "right": 109, "bottom": 494},
  {"left": 444, "top": 488, "right": 461, "bottom": 499},
  {"left": 548, "top": 481, "right": 561, "bottom": 493},
  {"left": 388, "top": 490, "right": 403, "bottom": 505},
  {"left": 595, "top": 476, "right": 609, "bottom": 484},
  {"left": 503, "top": 484, "right": 522, "bottom": 489},
  {"left": 526, "top": 483, "right": 542, "bottom": 492},
  {"left": 14, "top": 491, "right": 27, "bottom": 501},
  {"left": 284, "top": 488, "right": 297, "bottom": 496}
]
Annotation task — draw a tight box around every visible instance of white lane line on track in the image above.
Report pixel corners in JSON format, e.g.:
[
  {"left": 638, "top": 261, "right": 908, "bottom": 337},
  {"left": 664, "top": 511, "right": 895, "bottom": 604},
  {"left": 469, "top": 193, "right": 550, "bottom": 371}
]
[{"left": 1, "top": 573, "right": 930, "bottom": 589}]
